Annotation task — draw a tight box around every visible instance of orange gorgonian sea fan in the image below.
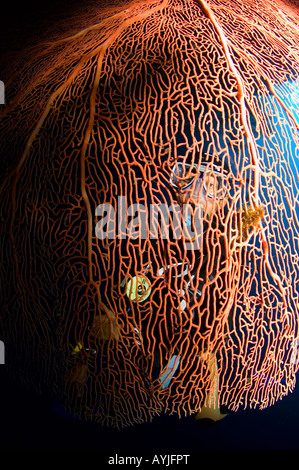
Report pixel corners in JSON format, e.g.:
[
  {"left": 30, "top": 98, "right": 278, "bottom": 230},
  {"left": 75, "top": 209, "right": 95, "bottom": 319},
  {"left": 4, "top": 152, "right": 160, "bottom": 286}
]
[{"left": 0, "top": 0, "right": 299, "bottom": 427}]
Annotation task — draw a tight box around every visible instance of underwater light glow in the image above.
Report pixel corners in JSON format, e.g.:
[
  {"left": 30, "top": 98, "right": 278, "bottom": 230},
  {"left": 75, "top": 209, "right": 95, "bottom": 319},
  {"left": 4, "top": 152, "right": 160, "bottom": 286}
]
[{"left": 0, "top": 0, "right": 299, "bottom": 427}]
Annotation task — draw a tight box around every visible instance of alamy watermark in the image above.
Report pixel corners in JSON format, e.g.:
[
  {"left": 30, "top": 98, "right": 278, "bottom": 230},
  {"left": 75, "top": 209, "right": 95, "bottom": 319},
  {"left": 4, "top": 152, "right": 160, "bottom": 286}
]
[
  {"left": 0, "top": 340, "right": 4, "bottom": 364},
  {"left": 291, "top": 338, "right": 299, "bottom": 365},
  {"left": 0, "top": 81, "right": 5, "bottom": 105},
  {"left": 95, "top": 196, "right": 204, "bottom": 250}
]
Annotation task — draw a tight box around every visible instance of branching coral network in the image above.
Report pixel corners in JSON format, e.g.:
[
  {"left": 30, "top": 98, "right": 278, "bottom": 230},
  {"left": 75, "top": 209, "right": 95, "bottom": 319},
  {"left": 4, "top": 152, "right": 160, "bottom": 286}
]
[{"left": 0, "top": 0, "right": 299, "bottom": 427}]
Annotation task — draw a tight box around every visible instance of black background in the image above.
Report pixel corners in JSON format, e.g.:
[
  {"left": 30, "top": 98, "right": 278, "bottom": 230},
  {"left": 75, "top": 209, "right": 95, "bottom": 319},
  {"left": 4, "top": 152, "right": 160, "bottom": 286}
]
[
  {"left": 1, "top": 365, "right": 299, "bottom": 451},
  {"left": 1, "top": 0, "right": 299, "bottom": 454}
]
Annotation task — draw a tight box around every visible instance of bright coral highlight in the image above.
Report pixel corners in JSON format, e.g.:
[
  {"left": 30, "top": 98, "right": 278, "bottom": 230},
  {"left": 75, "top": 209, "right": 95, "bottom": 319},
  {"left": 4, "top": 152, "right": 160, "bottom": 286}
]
[{"left": 1, "top": 0, "right": 299, "bottom": 427}]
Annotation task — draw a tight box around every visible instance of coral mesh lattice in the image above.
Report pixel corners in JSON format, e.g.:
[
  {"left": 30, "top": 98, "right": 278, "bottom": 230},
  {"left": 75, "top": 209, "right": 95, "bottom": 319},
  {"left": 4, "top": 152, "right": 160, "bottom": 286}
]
[{"left": 0, "top": 0, "right": 299, "bottom": 427}]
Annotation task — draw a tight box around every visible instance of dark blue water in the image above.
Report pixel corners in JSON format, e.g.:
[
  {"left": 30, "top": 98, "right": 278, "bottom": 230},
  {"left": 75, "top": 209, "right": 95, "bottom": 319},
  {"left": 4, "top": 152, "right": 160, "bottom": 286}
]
[
  {"left": 1, "top": 0, "right": 299, "bottom": 454},
  {"left": 0, "top": 367, "right": 298, "bottom": 451}
]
